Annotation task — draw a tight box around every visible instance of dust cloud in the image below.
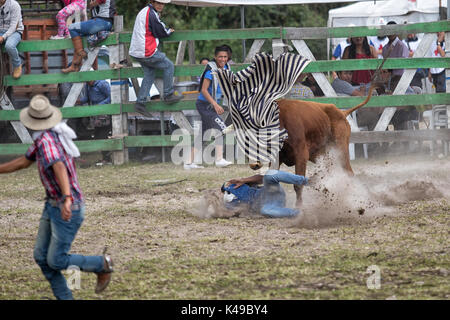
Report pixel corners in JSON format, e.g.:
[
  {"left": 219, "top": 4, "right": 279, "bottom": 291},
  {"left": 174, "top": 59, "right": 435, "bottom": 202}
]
[
  {"left": 294, "top": 149, "right": 449, "bottom": 228},
  {"left": 189, "top": 149, "right": 449, "bottom": 228}
]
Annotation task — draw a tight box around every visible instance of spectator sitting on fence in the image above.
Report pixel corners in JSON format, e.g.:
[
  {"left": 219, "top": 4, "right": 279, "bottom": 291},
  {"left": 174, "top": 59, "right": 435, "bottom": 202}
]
[
  {"left": 428, "top": 31, "right": 446, "bottom": 93},
  {"left": 342, "top": 36, "right": 377, "bottom": 85},
  {"left": 219, "top": 169, "right": 316, "bottom": 218},
  {"left": 301, "top": 73, "right": 324, "bottom": 97},
  {"left": 50, "top": 0, "right": 87, "bottom": 40},
  {"left": 129, "top": 0, "right": 183, "bottom": 117},
  {"left": 332, "top": 70, "right": 369, "bottom": 96},
  {"left": 286, "top": 73, "right": 314, "bottom": 99},
  {"left": 381, "top": 21, "right": 410, "bottom": 87},
  {"left": 61, "top": 0, "right": 117, "bottom": 74},
  {"left": 0, "top": 0, "right": 24, "bottom": 79}
]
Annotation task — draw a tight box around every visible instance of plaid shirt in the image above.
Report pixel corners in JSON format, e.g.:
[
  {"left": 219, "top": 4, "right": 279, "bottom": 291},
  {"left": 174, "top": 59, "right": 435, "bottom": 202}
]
[{"left": 25, "top": 130, "right": 83, "bottom": 203}]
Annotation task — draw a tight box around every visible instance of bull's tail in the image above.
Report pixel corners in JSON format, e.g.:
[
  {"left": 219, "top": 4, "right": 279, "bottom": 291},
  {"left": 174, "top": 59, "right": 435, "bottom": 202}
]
[{"left": 342, "top": 84, "right": 377, "bottom": 117}]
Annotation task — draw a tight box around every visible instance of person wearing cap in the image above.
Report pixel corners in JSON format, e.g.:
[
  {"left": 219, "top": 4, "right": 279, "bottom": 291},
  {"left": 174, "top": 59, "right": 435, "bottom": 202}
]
[
  {"left": 0, "top": 0, "right": 24, "bottom": 79},
  {"left": 221, "top": 170, "right": 315, "bottom": 218},
  {"left": 0, "top": 95, "right": 113, "bottom": 299},
  {"left": 129, "top": 0, "right": 183, "bottom": 115}
]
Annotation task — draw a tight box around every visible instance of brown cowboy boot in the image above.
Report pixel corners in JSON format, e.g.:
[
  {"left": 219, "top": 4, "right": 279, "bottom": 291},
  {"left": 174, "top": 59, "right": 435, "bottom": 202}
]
[
  {"left": 61, "top": 36, "right": 87, "bottom": 73},
  {"left": 94, "top": 254, "right": 114, "bottom": 294}
]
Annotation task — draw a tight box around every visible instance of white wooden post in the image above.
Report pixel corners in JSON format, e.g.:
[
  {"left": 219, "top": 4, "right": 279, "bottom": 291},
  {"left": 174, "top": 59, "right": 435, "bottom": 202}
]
[
  {"left": 110, "top": 16, "right": 128, "bottom": 164},
  {"left": 244, "top": 39, "right": 265, "bottom": 63}
]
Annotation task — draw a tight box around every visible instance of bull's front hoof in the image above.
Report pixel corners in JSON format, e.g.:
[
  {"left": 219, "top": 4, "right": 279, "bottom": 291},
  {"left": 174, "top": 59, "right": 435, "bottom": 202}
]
[{"left": 249, "top": 162, "right": 262, "bottom": 171}]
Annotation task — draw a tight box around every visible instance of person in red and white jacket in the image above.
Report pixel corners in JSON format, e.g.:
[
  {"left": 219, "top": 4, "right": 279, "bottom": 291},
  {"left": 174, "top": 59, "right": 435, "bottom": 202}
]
[{"left": 129, "top": 0, "right": 182, "bottom": 114}]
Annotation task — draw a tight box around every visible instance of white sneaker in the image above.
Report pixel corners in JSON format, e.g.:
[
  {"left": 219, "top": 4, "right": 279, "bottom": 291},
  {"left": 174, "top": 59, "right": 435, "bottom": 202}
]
[
  {"left": 183, "top": 163, "right": 204, "bottom": 170},
  {"left": 50, "top": 35, "right": 66, "bottom": 40},
  {"left": 215, "top": 158, "right": 232, "bottom": 168}
]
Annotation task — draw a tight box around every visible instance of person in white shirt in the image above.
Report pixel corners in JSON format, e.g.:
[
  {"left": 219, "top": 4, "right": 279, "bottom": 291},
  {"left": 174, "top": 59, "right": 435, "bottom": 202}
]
[{"left": 428, "top": 32, "right": 446, "bottom": 93}]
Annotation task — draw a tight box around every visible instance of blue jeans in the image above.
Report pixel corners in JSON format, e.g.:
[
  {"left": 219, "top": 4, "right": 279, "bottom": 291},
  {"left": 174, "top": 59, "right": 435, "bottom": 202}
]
[
  {"left": 0, "top": 31, "right": 22, "bottom": 68},
  {"left": 135, "top": 50, "right": 175, "bottom": 102},
  {"left": 68, "top": 18, "right": 112, "bottom": 38},
  {"left": 33, "top": 201, "right": 104, "bottom": 300},
  {"left": 260, "top": 170, "right": 307, "bottom": 218}
]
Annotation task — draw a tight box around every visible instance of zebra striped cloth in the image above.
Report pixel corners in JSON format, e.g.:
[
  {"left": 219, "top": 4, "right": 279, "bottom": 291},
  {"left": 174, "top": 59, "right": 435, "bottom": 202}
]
[{"left": 216, "top": 52, "right": 310, "bottom": 164}]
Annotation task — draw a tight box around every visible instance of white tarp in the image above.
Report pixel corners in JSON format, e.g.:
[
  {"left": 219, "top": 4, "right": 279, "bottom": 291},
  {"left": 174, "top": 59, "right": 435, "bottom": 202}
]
[
  {"left": 328, "top": 0, "right": 446, "bottom": 50},
  {"left": 172, "top": 0, "right": 376, "bottom": 7}
]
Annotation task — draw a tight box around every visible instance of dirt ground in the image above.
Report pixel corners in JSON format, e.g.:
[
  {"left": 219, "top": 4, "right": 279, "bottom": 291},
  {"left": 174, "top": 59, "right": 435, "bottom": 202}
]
[{"left": 0, "top": 152, "right": 449, "bottom": 300}]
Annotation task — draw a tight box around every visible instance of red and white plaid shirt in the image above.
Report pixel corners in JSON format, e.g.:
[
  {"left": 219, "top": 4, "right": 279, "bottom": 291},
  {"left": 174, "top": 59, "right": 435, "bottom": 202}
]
[{"left": 25, "top": 130, "right": 83, "bottom": 203}]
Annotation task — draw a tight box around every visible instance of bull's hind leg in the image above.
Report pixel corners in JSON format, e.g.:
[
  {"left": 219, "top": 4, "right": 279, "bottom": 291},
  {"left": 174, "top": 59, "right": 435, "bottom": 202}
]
[
  {"left": 294, "top": 146, "right": 309, "bottom": 207},
  {"left": 333, "top": 121, "right": 354, "bottom": 176}
]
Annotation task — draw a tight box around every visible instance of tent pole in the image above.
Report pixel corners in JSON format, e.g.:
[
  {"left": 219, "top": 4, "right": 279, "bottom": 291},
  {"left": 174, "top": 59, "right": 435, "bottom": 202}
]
[{"left": 241, "top": 5, "right": 246, "bottom": 61}]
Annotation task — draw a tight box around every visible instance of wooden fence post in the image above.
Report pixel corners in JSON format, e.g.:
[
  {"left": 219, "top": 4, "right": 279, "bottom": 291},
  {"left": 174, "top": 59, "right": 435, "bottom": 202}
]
[{"left": 110, "top": 15, "right": 128, "bottom": 165}]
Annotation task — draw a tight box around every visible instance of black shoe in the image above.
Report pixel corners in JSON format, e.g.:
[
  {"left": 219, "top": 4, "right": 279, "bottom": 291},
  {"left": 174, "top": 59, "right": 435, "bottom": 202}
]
[
  {"left": 134, "top": 102, "right": 152, "bottom": 117},
  {"left": 164, "top": 91, "right": 183, "bottom": 104}
]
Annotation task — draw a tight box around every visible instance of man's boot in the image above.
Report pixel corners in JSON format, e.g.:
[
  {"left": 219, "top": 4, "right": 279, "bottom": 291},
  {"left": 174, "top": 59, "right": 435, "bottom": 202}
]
[
  {"left": 61, "top": 36, "right": 87, "bottom": 73},
  {"left": 94, "top": 254, "right": 114, "bottom": 294}
]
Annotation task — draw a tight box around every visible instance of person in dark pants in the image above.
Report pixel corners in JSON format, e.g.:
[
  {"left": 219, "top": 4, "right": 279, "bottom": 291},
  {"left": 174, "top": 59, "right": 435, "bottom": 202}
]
[
  {"left": 0, "top": 95, "right": 113, "bottom": 299},
  {"left": 184, "top": 45, "right": 232, "bottom": 169},
  {"left": 79, "top": 79, "right": 112, "bottom": 162}
]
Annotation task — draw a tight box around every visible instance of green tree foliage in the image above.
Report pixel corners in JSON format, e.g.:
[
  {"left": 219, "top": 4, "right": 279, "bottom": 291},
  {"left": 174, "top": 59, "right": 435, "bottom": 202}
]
[{"left": 115, "top": 1, "right": 341, "bottom": 63}]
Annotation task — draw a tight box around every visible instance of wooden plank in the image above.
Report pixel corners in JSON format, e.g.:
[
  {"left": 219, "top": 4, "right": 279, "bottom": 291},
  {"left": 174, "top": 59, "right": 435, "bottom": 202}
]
[
  {"left": 75, "top": 139, "right": 123, "bottom": 152},
  {"left": 11, "top": 36, "right": 118, "bottom": 53},
  {"left": 118, "top": 27, "right": 284, "bottom": 44},
  {"left": 284, "top": 21, "right": 450, "bottom": 40},
  {"left": 1, "top": 94, "right": 448, "bottom": 121},
  {"left": 244, "top": 39, "right": 265, "bottom": 63},
  {"left": 0, "top": 139, "right": 123, "bottom": 155},
  {"left": 0, "top": 94, "right": 33, "bottom": 143},
  {"left": 124, "top": 135, "right": 182, "bottom": 148},
  {"left": 6, "top": 21, "right": 447, "bottom": 53},
  {"left": 5, "top": 58, "right": 449, "bottom": 86},
  {"left": 350, "top": 129, "right": 450, "bottom": 143},
  {"left": 0, "top": 143, "right": 30, "bottom": 155},
  {"left": 302, "top": 93, "right": 450, "bottom": 109},
  {"left": 291, "top": 39, "right": 337, "bottom": 97}
]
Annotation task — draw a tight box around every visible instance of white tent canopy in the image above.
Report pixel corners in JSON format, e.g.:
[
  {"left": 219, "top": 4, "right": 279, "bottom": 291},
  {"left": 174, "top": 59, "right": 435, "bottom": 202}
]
[
  {"left": 172, "top": 0, "right": 376, "bottom": 7},
  {"left": 328, "top": 0, "right": 446, "bottom": 50}
]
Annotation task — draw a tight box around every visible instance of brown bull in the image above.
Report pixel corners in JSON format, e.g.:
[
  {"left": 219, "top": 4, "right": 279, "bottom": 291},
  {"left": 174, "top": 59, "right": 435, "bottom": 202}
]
[{"left": 250, "top": 86, "right": 377, "bottom": 206}]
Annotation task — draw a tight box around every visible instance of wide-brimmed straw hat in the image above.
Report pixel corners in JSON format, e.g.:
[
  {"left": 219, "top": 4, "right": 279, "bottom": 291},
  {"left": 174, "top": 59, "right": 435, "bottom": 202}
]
[
  {"left": 20, "top": 95, "right": 62, "bottom": 130},
  {"left": 154, "top": 0, "right": 171, "bottom": 3}
]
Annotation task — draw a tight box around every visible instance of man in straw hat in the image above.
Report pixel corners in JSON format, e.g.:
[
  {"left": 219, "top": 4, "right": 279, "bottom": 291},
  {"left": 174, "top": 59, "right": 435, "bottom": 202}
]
[{"left": 0, "top": 95, "right": 113, "bottom": 299}]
